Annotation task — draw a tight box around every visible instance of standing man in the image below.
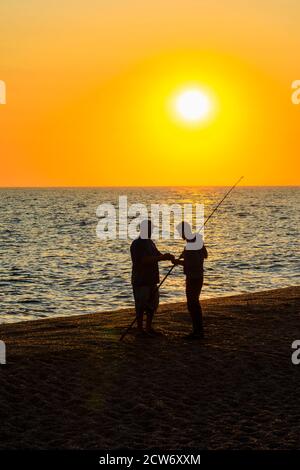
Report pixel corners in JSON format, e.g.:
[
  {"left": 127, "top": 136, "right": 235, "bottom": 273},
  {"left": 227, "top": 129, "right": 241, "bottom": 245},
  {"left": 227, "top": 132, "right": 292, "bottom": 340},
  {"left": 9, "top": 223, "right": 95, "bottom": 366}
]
[
  {"left": 173, "top": 221, "right": 208, "bottom": 340},
  {"left": 130, "top": 219, "right": 175, "bottom": 335}
]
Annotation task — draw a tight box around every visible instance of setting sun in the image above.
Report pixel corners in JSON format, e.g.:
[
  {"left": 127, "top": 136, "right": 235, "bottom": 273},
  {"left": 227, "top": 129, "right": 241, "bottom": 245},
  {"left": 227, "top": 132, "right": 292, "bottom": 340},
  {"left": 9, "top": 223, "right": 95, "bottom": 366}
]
[
  {"left": 0, "top": 1, "right": 299, "bottom": 186},
  {"left": 173, "top": 88, "right": 212, "bottom": 124}
]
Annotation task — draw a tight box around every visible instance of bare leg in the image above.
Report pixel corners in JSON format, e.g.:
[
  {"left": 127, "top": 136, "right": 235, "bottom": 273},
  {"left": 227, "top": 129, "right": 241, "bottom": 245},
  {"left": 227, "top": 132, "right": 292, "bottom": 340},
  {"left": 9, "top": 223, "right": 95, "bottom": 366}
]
[
  {"left": 186, "top": 276, "right": 204, "bottom": 335},
  {"left": 137, "top": 312, "right": 144, "bottom": 332},
  {"left": 145, "top": 310, "right": 154, "bottom": 333}
]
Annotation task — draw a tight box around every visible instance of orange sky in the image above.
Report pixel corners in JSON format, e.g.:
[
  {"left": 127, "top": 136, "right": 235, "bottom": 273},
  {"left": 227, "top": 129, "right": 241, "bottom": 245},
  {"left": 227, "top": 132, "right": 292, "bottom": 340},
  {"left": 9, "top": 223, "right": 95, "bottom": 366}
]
[{"left": 1, "top": 0, "right": 299, "bottom": 186}]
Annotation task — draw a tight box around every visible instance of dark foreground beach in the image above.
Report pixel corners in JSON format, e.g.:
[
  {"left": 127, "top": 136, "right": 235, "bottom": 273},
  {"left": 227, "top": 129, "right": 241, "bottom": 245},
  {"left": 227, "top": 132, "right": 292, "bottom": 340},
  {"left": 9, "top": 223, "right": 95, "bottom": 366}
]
[{"left": 0, "top": 287, "right": 299, "bottom": 450}]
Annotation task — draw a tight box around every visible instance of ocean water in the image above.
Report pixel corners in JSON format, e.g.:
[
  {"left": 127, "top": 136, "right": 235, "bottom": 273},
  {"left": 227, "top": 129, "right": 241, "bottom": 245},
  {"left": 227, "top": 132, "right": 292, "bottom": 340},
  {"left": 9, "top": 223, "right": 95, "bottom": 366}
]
[{"left": 0, "top": 187, "right": 299, "bottom": 323}]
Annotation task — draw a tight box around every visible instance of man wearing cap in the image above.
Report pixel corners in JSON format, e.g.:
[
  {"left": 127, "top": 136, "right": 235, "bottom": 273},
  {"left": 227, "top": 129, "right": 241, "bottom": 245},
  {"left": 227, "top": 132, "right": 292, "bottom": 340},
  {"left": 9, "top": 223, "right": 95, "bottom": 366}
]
[{"left": 173, "top": 221, "right": 208, "bottom": 340}]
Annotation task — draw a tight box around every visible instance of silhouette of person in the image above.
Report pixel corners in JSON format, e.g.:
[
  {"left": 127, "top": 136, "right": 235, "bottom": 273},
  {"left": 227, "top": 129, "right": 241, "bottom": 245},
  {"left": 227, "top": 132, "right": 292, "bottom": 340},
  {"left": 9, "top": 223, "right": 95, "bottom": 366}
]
[
  {"left": 173, "top": 221, "right": 208, "bottom": 339},
  {"left": 130, "top": 219, "right": 175, "bottom": 335}
]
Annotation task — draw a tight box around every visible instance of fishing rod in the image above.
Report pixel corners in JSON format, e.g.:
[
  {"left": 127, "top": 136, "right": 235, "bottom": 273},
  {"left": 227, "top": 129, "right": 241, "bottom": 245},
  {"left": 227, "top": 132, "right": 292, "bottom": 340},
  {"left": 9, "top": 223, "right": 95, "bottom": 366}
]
[
  {"left": 119, "top": 176, "right": 244, "bottom": 341},
  {"left": 157, "top": 175, "right": 244, "bottom": 289}
]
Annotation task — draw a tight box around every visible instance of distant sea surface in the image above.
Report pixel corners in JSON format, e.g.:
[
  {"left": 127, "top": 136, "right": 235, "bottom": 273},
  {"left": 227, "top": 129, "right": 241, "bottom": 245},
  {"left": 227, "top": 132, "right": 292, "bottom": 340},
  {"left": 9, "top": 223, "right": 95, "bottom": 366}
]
[{"left": 0, "top": 187, "right": 299, "bottom": 323}]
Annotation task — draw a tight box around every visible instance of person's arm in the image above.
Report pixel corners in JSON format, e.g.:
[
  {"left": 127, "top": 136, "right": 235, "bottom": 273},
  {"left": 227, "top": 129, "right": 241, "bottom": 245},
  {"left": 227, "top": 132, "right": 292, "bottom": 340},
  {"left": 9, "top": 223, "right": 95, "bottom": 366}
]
[
  {"left": 142, "top": 253, "right": 174, "bottom": 264},
  {"left": 203, "top": 245, "right": 208, "bottom": 259},
  {"left": 172, "top": 258, "right": 184, "bottom": 266}
]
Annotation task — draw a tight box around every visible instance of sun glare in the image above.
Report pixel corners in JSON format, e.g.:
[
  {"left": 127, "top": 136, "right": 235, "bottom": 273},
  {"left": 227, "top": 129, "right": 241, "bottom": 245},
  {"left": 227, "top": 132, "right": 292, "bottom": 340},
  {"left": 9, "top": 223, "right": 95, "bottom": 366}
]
[{"left": 172, "top": 87, "right": 214, "bottom": 125}]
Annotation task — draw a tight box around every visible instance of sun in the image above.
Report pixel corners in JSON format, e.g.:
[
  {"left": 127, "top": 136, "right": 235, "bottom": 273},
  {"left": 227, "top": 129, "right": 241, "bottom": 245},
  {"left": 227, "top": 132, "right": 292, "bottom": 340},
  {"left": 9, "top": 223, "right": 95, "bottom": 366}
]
[{"left": 171, "top": 87, "right": 214, "bottom": 125}]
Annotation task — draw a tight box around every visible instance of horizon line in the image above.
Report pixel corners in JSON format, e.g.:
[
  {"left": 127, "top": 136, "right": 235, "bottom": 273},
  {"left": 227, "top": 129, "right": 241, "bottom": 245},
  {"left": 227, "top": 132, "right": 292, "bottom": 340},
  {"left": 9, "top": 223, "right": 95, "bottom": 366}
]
[{"left": 0, "top": 184, "right": 299, "bottom": 189}]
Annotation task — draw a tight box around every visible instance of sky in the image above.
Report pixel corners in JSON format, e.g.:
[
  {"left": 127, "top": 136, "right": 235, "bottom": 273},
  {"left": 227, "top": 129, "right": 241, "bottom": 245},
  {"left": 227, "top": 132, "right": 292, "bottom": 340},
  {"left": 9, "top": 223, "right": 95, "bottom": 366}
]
[{"left": 0, "top": 0, "right": 299, "bottom": 186}]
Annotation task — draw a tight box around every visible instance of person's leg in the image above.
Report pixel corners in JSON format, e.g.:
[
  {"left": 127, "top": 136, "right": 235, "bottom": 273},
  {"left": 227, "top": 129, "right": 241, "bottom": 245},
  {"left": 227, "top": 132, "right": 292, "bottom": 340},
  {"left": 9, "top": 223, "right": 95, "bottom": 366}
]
[
  {"left": 145, "top": 310, "right": 153, "bottom": 332},
  {"left": 137, "top": 312, "right": 144, "bottom": 331},
  {"left": 186, "top": 277, "right": 197, "bottom": 332},
  {"left": 194, "top": 275, "right": 204, "bottom": 334},
  {"left": 186, "top": 276, "right": 204, "bottom": 335},
  {"left": 133, "top": 285, "right": 145, "bottom": 332},
  {"left": 145, "top": 286, "right": 159, "bottom": 333}
]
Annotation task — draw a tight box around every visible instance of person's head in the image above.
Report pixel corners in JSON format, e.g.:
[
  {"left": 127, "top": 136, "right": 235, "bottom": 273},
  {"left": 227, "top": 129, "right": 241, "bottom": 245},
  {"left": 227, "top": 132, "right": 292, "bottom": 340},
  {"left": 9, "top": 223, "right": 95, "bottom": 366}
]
[
  {"left": 176, "top": 221, "right": 193, "bottom": 241},
  {"left": 140, "top": 219, "right": 153, "bottom": 239}
]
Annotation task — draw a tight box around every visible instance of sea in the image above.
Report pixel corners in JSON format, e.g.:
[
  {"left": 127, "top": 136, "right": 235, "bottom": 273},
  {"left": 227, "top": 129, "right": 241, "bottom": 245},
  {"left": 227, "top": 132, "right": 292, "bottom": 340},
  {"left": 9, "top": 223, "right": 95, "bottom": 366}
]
[{"left": 0, "top": 186, "right": 299, "bottom": 323}]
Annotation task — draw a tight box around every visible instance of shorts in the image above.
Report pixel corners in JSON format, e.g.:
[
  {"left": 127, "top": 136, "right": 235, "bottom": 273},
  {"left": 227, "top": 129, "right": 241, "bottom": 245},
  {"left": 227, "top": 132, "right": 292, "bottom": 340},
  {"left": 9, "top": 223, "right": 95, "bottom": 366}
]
[{"left": 132, "top": 284, "right": 159, "bottom": 316}]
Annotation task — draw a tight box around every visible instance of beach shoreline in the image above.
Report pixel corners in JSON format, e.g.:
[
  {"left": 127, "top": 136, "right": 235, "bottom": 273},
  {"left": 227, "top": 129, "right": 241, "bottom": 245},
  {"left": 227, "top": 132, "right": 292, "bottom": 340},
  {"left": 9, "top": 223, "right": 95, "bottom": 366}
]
[{"left": 0, "top": 286, "right": 299, "bottom": 450}]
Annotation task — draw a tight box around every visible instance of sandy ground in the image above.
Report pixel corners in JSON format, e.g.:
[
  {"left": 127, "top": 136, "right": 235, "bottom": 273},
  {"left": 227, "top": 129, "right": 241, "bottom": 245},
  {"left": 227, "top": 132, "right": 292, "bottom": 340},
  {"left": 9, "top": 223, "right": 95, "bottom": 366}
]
[{"left": 0, "top": 286, "right": 299, "bottom": 450}]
